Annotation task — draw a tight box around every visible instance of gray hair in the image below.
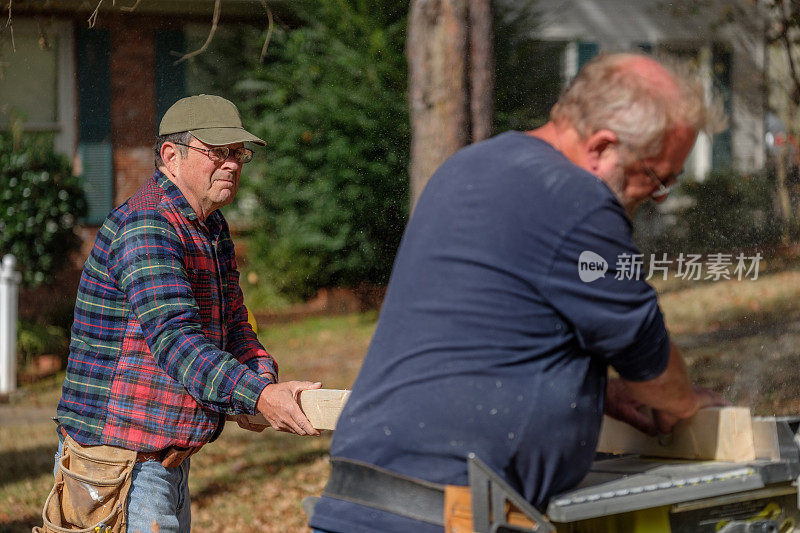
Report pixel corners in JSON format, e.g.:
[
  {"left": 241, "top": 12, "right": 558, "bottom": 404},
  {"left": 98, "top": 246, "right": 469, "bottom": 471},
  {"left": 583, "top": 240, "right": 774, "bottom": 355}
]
[
  {"left": 550, "top": 52, "right": 726, "bottom": 159},
  {"left": 154, "top": 131, "right": 193, "bottom": 169}
]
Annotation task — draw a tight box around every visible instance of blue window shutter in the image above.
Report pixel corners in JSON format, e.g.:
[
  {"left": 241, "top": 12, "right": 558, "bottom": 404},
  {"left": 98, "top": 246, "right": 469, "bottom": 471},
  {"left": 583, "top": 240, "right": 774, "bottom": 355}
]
[
  {"left": 712, "top": 43, "right": 733, "bottom": 170},
  {"left": 156, "top": 30, "right": 187, "bottom": 128},
  {"left": 578, "top": 41, "right": 599, "bottom": 69},
  {"left": 79, "top": 143, "right": 114, "bottom": 225},
  {"left": 78, "top": 28, "right": 113, "bottom": 224}
]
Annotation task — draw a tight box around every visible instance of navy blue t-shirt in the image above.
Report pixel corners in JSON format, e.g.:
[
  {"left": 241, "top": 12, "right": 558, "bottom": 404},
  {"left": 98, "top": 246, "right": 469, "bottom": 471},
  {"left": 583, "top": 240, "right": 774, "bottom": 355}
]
[{"left": 310, "top": 132, "right": 670, "bottom": 533}]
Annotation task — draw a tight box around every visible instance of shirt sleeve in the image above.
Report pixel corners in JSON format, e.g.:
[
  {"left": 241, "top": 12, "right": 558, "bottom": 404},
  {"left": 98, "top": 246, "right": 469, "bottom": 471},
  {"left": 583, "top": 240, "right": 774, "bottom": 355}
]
[
  {"left": 107, "top": 209, "right": 270, "bottom": 415},
  {"left": 223, "top": 256, "right": 279, "bottom": 381},
  {"left": 539, "top": 203, "right": 670, "bottom": 382}
]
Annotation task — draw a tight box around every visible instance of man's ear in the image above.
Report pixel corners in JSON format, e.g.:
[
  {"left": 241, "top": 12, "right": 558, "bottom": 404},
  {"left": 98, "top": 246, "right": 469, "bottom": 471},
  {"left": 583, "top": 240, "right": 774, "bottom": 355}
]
[
  {"left": 584, "top": 129, "right": 621, "bottom": 173},
  {"left": 160, "top": 143, "right": 180, "bottom": 175}
]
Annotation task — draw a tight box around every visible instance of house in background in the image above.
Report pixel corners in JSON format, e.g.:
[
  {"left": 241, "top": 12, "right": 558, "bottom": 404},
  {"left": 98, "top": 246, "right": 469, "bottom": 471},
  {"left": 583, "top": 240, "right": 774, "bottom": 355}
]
[
  {"left": 3, "top": 1, "right": 773, "bottom": 226},
  {"left": 1, "top": 0, "right": 276, "bottom": 230},
  {"left": 529, "top": 0, "right": 768, "bottom": 180},
  {"left": 1, "top": 0, "right": 277, "bottom": 319}
]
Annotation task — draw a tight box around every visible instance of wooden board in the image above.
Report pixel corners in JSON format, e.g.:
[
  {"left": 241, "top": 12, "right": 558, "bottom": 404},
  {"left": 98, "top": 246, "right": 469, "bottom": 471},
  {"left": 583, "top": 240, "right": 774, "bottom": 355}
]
[
  {"left": 752, "top": 417, "right": 782, "bottom": 461},
  {"left": 298, "top": 388, "right": 351, "bottom": 430},
  {"left": 596, "top": 407, "right": 756, "bottom": 462},
  {"left": 245, "top": 388, "right": 351, "bottom": 430}
]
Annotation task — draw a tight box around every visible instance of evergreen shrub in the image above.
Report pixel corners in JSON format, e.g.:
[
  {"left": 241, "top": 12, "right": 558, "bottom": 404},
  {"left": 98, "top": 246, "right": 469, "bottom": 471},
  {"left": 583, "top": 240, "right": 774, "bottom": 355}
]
[{"left": 0, "top": 133, "right": 87, "bottom": 286}]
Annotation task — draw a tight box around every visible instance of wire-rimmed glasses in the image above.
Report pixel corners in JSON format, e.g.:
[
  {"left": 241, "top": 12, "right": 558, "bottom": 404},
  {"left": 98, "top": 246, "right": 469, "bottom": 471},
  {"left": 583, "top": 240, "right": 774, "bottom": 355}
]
[{"left": 173, "top": 142, "right": 254, "bottom": 164}]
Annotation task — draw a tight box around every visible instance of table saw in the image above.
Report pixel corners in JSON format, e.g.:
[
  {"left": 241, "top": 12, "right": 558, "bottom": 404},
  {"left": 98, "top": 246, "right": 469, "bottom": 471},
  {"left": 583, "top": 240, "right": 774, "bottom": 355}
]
[{"left": 540, "top": 416, "right": 800, "bottom": 532}]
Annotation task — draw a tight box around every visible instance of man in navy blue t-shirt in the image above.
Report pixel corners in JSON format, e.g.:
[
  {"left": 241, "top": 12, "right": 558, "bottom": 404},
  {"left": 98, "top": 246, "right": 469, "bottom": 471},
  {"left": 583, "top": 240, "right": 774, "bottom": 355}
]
[{"left": 310, "top": 53, "right": 726, "bottom": 533}]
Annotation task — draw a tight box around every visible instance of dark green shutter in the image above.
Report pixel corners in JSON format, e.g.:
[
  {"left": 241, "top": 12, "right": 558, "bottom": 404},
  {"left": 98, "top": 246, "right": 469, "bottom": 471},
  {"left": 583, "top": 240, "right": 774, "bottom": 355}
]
[
  {"left": 156, "top": 31, "right": 186, "bottom": 128},
  {"left": 578, "top": 41, "right": 599, "bottom": 69},
  {"left": 78, "top": 28, "right": 113, "bottom": 225},
  {"left": 712, "top": 43, "right": 733, "bottom": 170}
]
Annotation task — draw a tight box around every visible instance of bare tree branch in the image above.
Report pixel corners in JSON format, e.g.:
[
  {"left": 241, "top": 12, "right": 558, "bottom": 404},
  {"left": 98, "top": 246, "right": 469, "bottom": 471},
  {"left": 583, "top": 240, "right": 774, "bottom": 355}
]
[
  {"left": 173, "top": 0, "right": 220, "bottom": 65},
  {"left": 87, "top": 0, "right": 103, "bottom": 29},
  {"left": 4, "top": 0, "right": 15, "bottom": 52},
  {"left": 259, "top": 0, "right": 274, "bottom": 64}
]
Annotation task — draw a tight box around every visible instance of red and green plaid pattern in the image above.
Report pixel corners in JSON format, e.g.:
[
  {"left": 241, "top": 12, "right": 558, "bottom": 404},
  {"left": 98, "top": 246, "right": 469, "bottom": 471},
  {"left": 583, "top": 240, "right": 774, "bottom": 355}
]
[{"left": 58, "top": 172, "right": 277, "bottom": 451}]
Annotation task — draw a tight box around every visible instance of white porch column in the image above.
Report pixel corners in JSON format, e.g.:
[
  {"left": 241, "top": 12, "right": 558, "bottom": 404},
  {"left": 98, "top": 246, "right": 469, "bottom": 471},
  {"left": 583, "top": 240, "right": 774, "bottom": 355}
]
[{"left": 0, "top": 255, "right": 21, "bottom": 395}]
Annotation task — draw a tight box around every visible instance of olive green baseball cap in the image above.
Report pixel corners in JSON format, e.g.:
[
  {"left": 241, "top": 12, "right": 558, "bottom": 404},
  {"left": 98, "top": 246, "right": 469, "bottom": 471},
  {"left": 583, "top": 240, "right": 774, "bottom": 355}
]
[{"left": 159, "top": 94, "right": 266, "bottom": 146}]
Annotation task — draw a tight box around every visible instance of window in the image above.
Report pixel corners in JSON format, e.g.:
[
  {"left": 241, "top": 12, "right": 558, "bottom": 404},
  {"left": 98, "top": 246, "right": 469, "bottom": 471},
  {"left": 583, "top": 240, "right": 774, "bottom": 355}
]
[{"left": 0, "top": 19, "right": 75, "bottom": 156}]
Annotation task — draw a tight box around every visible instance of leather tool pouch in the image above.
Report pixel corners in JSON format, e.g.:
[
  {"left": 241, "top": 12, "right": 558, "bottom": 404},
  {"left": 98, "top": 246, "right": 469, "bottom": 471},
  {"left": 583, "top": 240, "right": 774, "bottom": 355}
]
[
  {"left": 444, "top": 484, "right": 539, "bottom": 533},
  {"left": 444, "top": 485, "right": 475, "bottom": 533},
  {"left": 33, "top": 435, "right": 137, "bottom": 533}
]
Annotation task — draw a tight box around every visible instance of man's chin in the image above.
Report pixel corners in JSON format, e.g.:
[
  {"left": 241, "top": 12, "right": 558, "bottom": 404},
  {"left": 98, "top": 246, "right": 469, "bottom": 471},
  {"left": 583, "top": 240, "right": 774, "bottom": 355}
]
[{"left": 211, "top": 188, "right": 237, "bottom": 208}]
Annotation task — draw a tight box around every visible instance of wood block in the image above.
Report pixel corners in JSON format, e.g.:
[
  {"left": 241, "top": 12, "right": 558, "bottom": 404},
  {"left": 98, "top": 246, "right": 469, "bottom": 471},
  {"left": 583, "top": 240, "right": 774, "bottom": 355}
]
[
  {"left": 596, "top": 407, "right": 756, "bottom": 462},
  {"left": 298, "top": 388, "right": 351, "bottom": 430},
  {"left": 752, "top": 417, "right": 781, "bottom": 461},
  {"left": 244, "top": 388, "right": 351, "bottom": 431}
]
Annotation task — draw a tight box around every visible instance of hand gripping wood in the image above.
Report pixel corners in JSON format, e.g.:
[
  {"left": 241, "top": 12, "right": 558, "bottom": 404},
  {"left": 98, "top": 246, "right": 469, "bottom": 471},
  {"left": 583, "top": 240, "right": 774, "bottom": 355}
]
[
  {"left": 596, "top": 406, "right": 757, "bottom": 461},
  {"left": 244, "top": 388, "right": 351, "bottom": 431}
]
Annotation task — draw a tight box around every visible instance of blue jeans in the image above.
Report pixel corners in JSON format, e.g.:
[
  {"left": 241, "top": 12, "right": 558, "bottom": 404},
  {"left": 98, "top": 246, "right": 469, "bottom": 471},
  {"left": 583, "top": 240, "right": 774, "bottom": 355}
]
[{"left": 55, "top": 437, "right": 192, "bottom": 533}]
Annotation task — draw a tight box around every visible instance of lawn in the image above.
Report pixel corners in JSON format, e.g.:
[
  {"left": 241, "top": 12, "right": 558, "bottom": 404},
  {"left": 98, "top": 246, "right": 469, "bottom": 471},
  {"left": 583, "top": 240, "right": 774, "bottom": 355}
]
[
  {"left": 0, "top": 313, "right": 376, "bottom": 533},
  {"left": 3, "top": 266, "right": 800, "bottom": 531}
]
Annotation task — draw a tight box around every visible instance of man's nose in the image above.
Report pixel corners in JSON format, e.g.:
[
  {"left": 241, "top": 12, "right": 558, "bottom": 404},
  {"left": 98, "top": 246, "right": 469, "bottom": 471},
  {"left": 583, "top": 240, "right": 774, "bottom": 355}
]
[{"left": 220, "top": 156, "right": 242, "bottom": 170}]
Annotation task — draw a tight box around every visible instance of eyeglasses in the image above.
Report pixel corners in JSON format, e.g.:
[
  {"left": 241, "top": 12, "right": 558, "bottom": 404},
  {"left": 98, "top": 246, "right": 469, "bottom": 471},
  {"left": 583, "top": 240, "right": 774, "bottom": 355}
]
[
  {"left": 173, "top": 142, "right": 254, "bottom": 164},
  {"left": 641, "top": 164, "right": 682, "bottom": 199}
]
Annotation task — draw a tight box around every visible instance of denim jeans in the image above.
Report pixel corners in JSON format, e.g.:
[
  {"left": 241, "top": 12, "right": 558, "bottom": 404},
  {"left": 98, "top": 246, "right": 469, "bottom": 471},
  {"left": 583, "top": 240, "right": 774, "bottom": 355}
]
[{"left": 55, "top": 437, "right": 192, "bottom": 533}]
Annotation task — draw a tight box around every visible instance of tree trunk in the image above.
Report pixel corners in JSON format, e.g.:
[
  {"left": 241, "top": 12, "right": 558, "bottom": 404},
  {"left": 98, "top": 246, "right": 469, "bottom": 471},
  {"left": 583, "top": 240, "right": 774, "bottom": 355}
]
[
  {"left": 408, "top": 0, "right": 470, "bottom": 207},
  {"left": 468, "top": 0, "right": 494, "bottom": 143}
]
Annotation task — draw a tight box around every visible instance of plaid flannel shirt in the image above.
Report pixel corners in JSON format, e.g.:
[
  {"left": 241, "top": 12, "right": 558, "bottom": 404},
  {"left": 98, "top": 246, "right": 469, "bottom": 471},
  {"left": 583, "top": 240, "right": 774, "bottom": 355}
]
[{"left": 57, "top": 171, "right": 277, "bottom": 451}]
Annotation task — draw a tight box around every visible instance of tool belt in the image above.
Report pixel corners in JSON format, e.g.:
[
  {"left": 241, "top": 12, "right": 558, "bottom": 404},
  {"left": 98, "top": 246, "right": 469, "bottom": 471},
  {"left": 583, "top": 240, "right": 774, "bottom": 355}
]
[
  {"left": 35, "top": 428, "right": 203, "bottom": 533},
  {"left": 322, "top": 458, "right": 540, "bottom": 532},
  {"left": 35, "top": 432, "right": 137, "bottom": 533},
  {"left": 59, "top": 426, "right": 200, "bottom": 469}
]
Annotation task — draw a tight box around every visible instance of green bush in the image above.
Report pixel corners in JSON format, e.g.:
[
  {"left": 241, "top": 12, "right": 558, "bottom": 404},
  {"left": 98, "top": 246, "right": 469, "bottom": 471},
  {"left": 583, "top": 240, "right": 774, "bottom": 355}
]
[
  {"left": 634, "top": 170, "right": 782, "bottom": 254},
  {"left": 0, "top": 133, "right": 87, "bottom": 286},
  {"left": 230, "top": 1, "right": 409, "bottom": 300},
  {"left": 17, "top": 320, "right": 68, "bottom": 365},
  {"left": 494, "top": 1, "right": 562, "bottom": 132}
]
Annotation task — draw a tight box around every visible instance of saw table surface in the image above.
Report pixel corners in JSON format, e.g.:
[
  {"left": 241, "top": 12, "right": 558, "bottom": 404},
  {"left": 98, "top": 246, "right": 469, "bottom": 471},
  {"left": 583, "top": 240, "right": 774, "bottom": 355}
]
[{"left": 547, "top": 455, "right": 800, "bottom": 522}]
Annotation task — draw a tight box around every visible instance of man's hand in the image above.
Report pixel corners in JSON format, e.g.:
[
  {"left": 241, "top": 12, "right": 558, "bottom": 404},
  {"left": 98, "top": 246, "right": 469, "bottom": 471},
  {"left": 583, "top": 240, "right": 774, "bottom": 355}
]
[
  {"left": 651, "top": 385, "right": 729, "bottom": 435},
  {"left": 605, "top": 378, "right": 658, "bottom": 436},
  {"left": 606, "top": 379, "right": 729, "bottom": 436},
  {"left": 618, "top": 342, "right": 730, "bottom": 436},
  {"left": 256, "top": 381, "right": 322, "bottom": 436}
]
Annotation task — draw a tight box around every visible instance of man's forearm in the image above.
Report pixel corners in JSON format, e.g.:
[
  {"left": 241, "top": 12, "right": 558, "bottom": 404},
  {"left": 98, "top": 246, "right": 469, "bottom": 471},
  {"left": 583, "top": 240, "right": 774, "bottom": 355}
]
[{"left": 621, "top": 342, "right": 697, "bottom": 419}]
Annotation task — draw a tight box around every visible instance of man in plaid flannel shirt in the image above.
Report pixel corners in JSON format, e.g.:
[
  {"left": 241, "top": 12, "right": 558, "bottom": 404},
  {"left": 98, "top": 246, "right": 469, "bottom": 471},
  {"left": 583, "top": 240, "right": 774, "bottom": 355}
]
[{"left": 53, "top": 95, "right": 320, "bottom": 531}]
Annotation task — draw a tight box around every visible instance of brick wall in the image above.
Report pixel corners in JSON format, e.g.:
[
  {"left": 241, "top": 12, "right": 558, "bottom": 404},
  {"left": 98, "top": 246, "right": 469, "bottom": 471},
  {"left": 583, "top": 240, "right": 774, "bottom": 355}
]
[
  {"left": 114, "top": 147, "right": 154, "bottom": 204},
  {"left": 108, "top": 14, "right": 157, "bottom": 206},
  {"left": 19, "top": 16, "right": 161, "bottom": 323}
]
